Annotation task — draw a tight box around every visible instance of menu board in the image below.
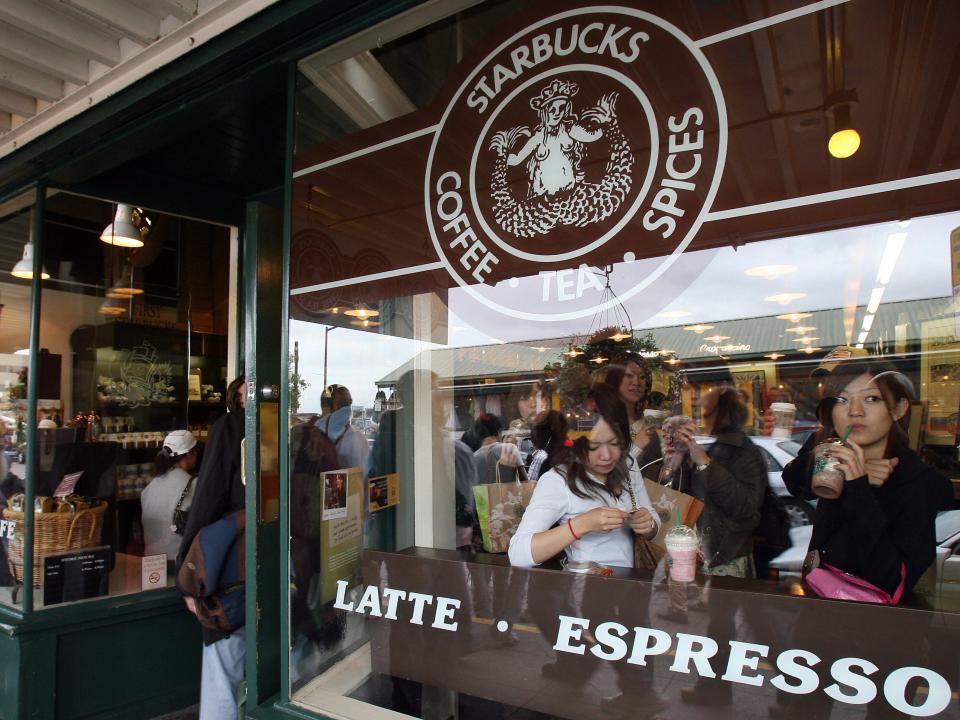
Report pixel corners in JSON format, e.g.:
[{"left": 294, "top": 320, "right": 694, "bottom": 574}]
[{"left": 42, "top": 546, "right": 110, "bottom": 606}]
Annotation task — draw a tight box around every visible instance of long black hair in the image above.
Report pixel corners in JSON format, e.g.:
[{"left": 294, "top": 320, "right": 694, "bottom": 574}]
[
  {"left": 555, "top": 384, "right": 630, "bottom": 502},
  {"left": 531, "top": 409, "right": 568, "bottom": 476}
]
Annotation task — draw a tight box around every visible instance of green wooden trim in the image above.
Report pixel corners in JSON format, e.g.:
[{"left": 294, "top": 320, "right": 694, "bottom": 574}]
[
  {"left": 243, "top": 200, "right": 261, "bottom": 708},
  {"left": 278, "top": 59, "right": 296, "bottom": 705},
  {"left": 22, "top": 182, "right": 46, "bottom": 612},
  {"left": 248, "top": 696, "right": 334, "bottom": 720},
  {"left": 0, "top": 588, "right": 190, "bottom": 637}
]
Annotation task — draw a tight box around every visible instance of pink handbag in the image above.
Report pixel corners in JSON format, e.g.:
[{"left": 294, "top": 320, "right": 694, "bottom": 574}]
[{"left": 806, "top": 563, "right": 906, "bottom": 605}]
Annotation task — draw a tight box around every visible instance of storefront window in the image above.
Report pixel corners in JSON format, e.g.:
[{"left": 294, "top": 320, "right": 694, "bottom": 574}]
[
  {"left": 0, "top": 191, "right": 36, "bottom": 608},
  {"left": 289, "top": 1, "right": 960, "bottom": 717},
  {"left": 2, "top": 191, "right": 234, "bottom": 609}
]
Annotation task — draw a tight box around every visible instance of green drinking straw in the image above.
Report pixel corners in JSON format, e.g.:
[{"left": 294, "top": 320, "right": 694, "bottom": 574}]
[
  {"left": 675, "top": 506, "right": 682, "bottom": 528},
  {"left": 841, "top": 425, "right": 854, "bottom": 443}
]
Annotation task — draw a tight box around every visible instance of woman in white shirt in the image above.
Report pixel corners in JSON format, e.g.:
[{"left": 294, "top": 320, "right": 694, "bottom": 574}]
[
  {"left": 509, "top": 385, "right": 659, "bottom": 569},
  {"left": 141, "top": 430, "right": 197, "bottom": 562},
  {"left": 508, "top": 385, "right": 665, "bottom": 717}
]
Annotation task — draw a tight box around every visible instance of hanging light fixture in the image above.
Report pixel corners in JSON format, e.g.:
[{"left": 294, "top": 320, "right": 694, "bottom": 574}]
[
  {"left": 826, "top": 92, "right": 860, "bottom": 159},
  {"left": 107, "top": 265, "right": 144, "bottom": 297},
  {"left": 100, "top": 204, "right": 147, "bottom": 248},
  {"left": 349, "top": 318, "right": 380, "bottom": 328},
  {"left": 97, "top": 298, "right": 127, "bottom": 316},
  {"left": 345, "top": 303, "right": 379, "bottom": 319},
  {"left": 11, "top": 242, "right": 50, "bottom": 280}
]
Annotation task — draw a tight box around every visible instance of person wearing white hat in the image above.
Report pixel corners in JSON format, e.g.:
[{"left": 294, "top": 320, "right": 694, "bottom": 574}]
[{"left": 141, "top": 430, "right": 198, "bottom": 562}]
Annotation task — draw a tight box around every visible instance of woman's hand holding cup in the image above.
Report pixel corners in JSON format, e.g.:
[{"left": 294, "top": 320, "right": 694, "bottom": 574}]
[{"left": 829, "top": 440, "right": 867, "bottom": 482}]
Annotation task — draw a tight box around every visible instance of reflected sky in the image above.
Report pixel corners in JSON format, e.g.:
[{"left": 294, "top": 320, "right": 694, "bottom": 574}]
[{"left": 292, "top": 210, "right": 957, "bottom": 410}]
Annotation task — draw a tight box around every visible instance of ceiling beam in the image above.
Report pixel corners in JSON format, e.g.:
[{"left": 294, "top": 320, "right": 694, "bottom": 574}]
[
  {"left": 0, "top": 21, "right": 90, "bottom": 85},
  {"left": 0, "top": 87, "right": 35, "bottom": 117},
  {"left": 0, "top": 59, "right": 64, "bottom": 102},
  {"left": 149, "top": 0, "right": 199, "bottom": 24},
  {"left": 0, "top": 0, "right": 121, "bottom": 66},
  {"left": 60, "top": 0, "right": 161, "bottom": 45}
]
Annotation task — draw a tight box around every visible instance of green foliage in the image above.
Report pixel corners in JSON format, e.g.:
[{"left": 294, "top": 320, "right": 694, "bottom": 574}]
[{"left": 289, "top": 354, "right": 309, "bottom": 414}]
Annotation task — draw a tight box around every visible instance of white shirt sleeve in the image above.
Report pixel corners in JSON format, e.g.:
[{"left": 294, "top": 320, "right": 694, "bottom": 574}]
[{"left": 508, "top": 470, "right": 569, "bottom": 568}]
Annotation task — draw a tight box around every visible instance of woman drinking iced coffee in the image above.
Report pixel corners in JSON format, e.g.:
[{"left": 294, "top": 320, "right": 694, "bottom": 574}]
[{"left": 796, "top": 360, "right": 953, "bottom": 597}]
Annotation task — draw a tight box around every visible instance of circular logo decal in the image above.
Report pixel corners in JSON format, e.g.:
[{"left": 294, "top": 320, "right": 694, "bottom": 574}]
[{"left": 425, "top": 7, "right": 727, "bottom": 322}]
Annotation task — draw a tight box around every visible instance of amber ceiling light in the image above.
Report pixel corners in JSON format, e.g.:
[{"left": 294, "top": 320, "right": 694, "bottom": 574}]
[
  {"left": 777, "top": 312, "right": 812, "bottom": 322},
  {"left": 827, "top": 96, "right": 860, "bottom": 159},
  {"left": 683, "top": 324, "right": 714, "bottom": 334},
  {"left": 345, "top": 303, "right": 379, "bottom": 319}
]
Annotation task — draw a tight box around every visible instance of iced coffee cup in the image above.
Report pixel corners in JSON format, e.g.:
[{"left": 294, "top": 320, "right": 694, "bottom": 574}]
[
  {"left": 770, "top": 402, "right": 796, "bottom": 439},
  {"left": 642, "top": 409, "right": 668, "bottom": 431},
  {"left": 812, "top": 440, "right": 845, "bottom": 499},
  {"left": 665, "top": 524, "right": 699, "bottom": 582}
]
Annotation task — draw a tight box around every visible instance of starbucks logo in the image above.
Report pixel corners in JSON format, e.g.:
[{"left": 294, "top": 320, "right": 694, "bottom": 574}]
[{"left": 425, "top": 7, "right": 727, "bottom": 322}]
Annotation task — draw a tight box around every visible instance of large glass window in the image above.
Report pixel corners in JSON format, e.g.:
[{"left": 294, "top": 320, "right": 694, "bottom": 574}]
[
  {"left": 289, "top": 1, "right": 960, "bottom": 718},
  {"left": 1, "top": 191, "right": 235, "bottom": 609},
  {"left": 0, "top": 191, "right": 36, "bottom": 608}
]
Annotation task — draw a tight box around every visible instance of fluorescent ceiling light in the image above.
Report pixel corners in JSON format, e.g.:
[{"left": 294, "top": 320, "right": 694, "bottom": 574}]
[
  {"left": 744, "top": 264, "right": 798, "bottom": 280},
  {"left": 683, "top": 324, "right": 714, "bottom": 334},
  {"left": 857, "top": 330, "right": 869, "bottom": 344},
  {"left": 765, "top": 293, "right": 806, "bottom": 305},
  {"left": 792, "top": 337, "right": 820, "bottom": 344},
  {"left": 703, "top": 335, "right": 730, "bottom": 342},
  {"left": 861, "top": 314, "right": 875, "bottom": 332},
  {"left": 866, "top": 287, "right": 885, "bottom": 315},
  {"left": 785, "top": 326, "right": 817, "bottom": 334},
  {"left": 876, "top": 233, "right": 906, "bottom": 284},
  {"left": 776, "top": 312, "right": 812, "bottom": 322}
]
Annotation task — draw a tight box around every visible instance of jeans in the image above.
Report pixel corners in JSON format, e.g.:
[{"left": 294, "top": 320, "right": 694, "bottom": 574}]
[{"left": 200, "top": 628, "right": 245, "bottom": 720}]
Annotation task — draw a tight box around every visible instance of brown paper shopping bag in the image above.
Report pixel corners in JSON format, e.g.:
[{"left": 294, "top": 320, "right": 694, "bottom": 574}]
[
  {"left": 644, "top": 479, "right": 705, "bottom": 555},
  {"left": 473, "top": 463, "right": 535, "bottom": 553}
]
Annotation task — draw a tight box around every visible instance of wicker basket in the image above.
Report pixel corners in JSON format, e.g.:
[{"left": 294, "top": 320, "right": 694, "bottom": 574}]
[{"left": 3, "top": 501, "right": 107, "bottom": 586}]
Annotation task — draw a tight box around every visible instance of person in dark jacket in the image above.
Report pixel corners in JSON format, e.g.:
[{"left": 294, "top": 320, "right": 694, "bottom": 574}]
[
  {"left": 674, "top": 379, "right": 767, "bottom": 708},
  {"left": 666, "top": 385, "right": 767, "bottom": 575},
  {"left": 177, "top": 375, "right": 246, "bottom": 720},
  {"left": 783, "top": 360, "right": 953, "bottom": 597}
]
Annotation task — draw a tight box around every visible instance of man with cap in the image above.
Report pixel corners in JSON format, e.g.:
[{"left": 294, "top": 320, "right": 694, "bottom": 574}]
[
  {"left": 317, "top": 384, "right": 369, "bottom": 472},
  {"left": 141, "top": 430, "right": 197, "bottom": 562}
]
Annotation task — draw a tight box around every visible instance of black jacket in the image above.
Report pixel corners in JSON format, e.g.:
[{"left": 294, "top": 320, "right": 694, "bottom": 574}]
[
  {"left": 176, "top": 409, "right": 245, "bottom": 643},
  {"left": 673, "top": 431, "right": 767, "bottom": 568},
  {"left": 797, "top": 448, "right": 953, "bottom": 595}
]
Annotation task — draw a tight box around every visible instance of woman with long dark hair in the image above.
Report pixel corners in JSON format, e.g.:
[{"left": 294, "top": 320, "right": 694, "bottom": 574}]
[
  {"left": 789, "top": 360, "right": 953, "bottom": 596},
  {"left": 509, "top": 385, "right": 658, "bottom": 568},
  {"left": 508, "top": 385, "right": 664, "bottom": 716},
  {"left": 594, "top": 357, "right": 661, "bottom": 478}
]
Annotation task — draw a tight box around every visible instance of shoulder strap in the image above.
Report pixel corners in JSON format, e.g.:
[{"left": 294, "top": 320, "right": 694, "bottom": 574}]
[{"left": 174, "top": 475, "right": 195, "bottom": 512}]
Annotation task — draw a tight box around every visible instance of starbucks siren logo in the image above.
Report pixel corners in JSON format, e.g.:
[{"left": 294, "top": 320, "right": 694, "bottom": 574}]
[
  {"left": 488, "top": 79, "right": 633, "bottom": 237},
  {"left": 425, "top": 8, "right": 727, "bottom": 322}
]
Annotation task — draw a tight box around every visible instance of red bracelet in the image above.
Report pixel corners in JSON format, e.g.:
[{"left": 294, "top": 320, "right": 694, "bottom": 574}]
[{"left": 567, "top": 517, "right": 581, "bottom": 541}]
